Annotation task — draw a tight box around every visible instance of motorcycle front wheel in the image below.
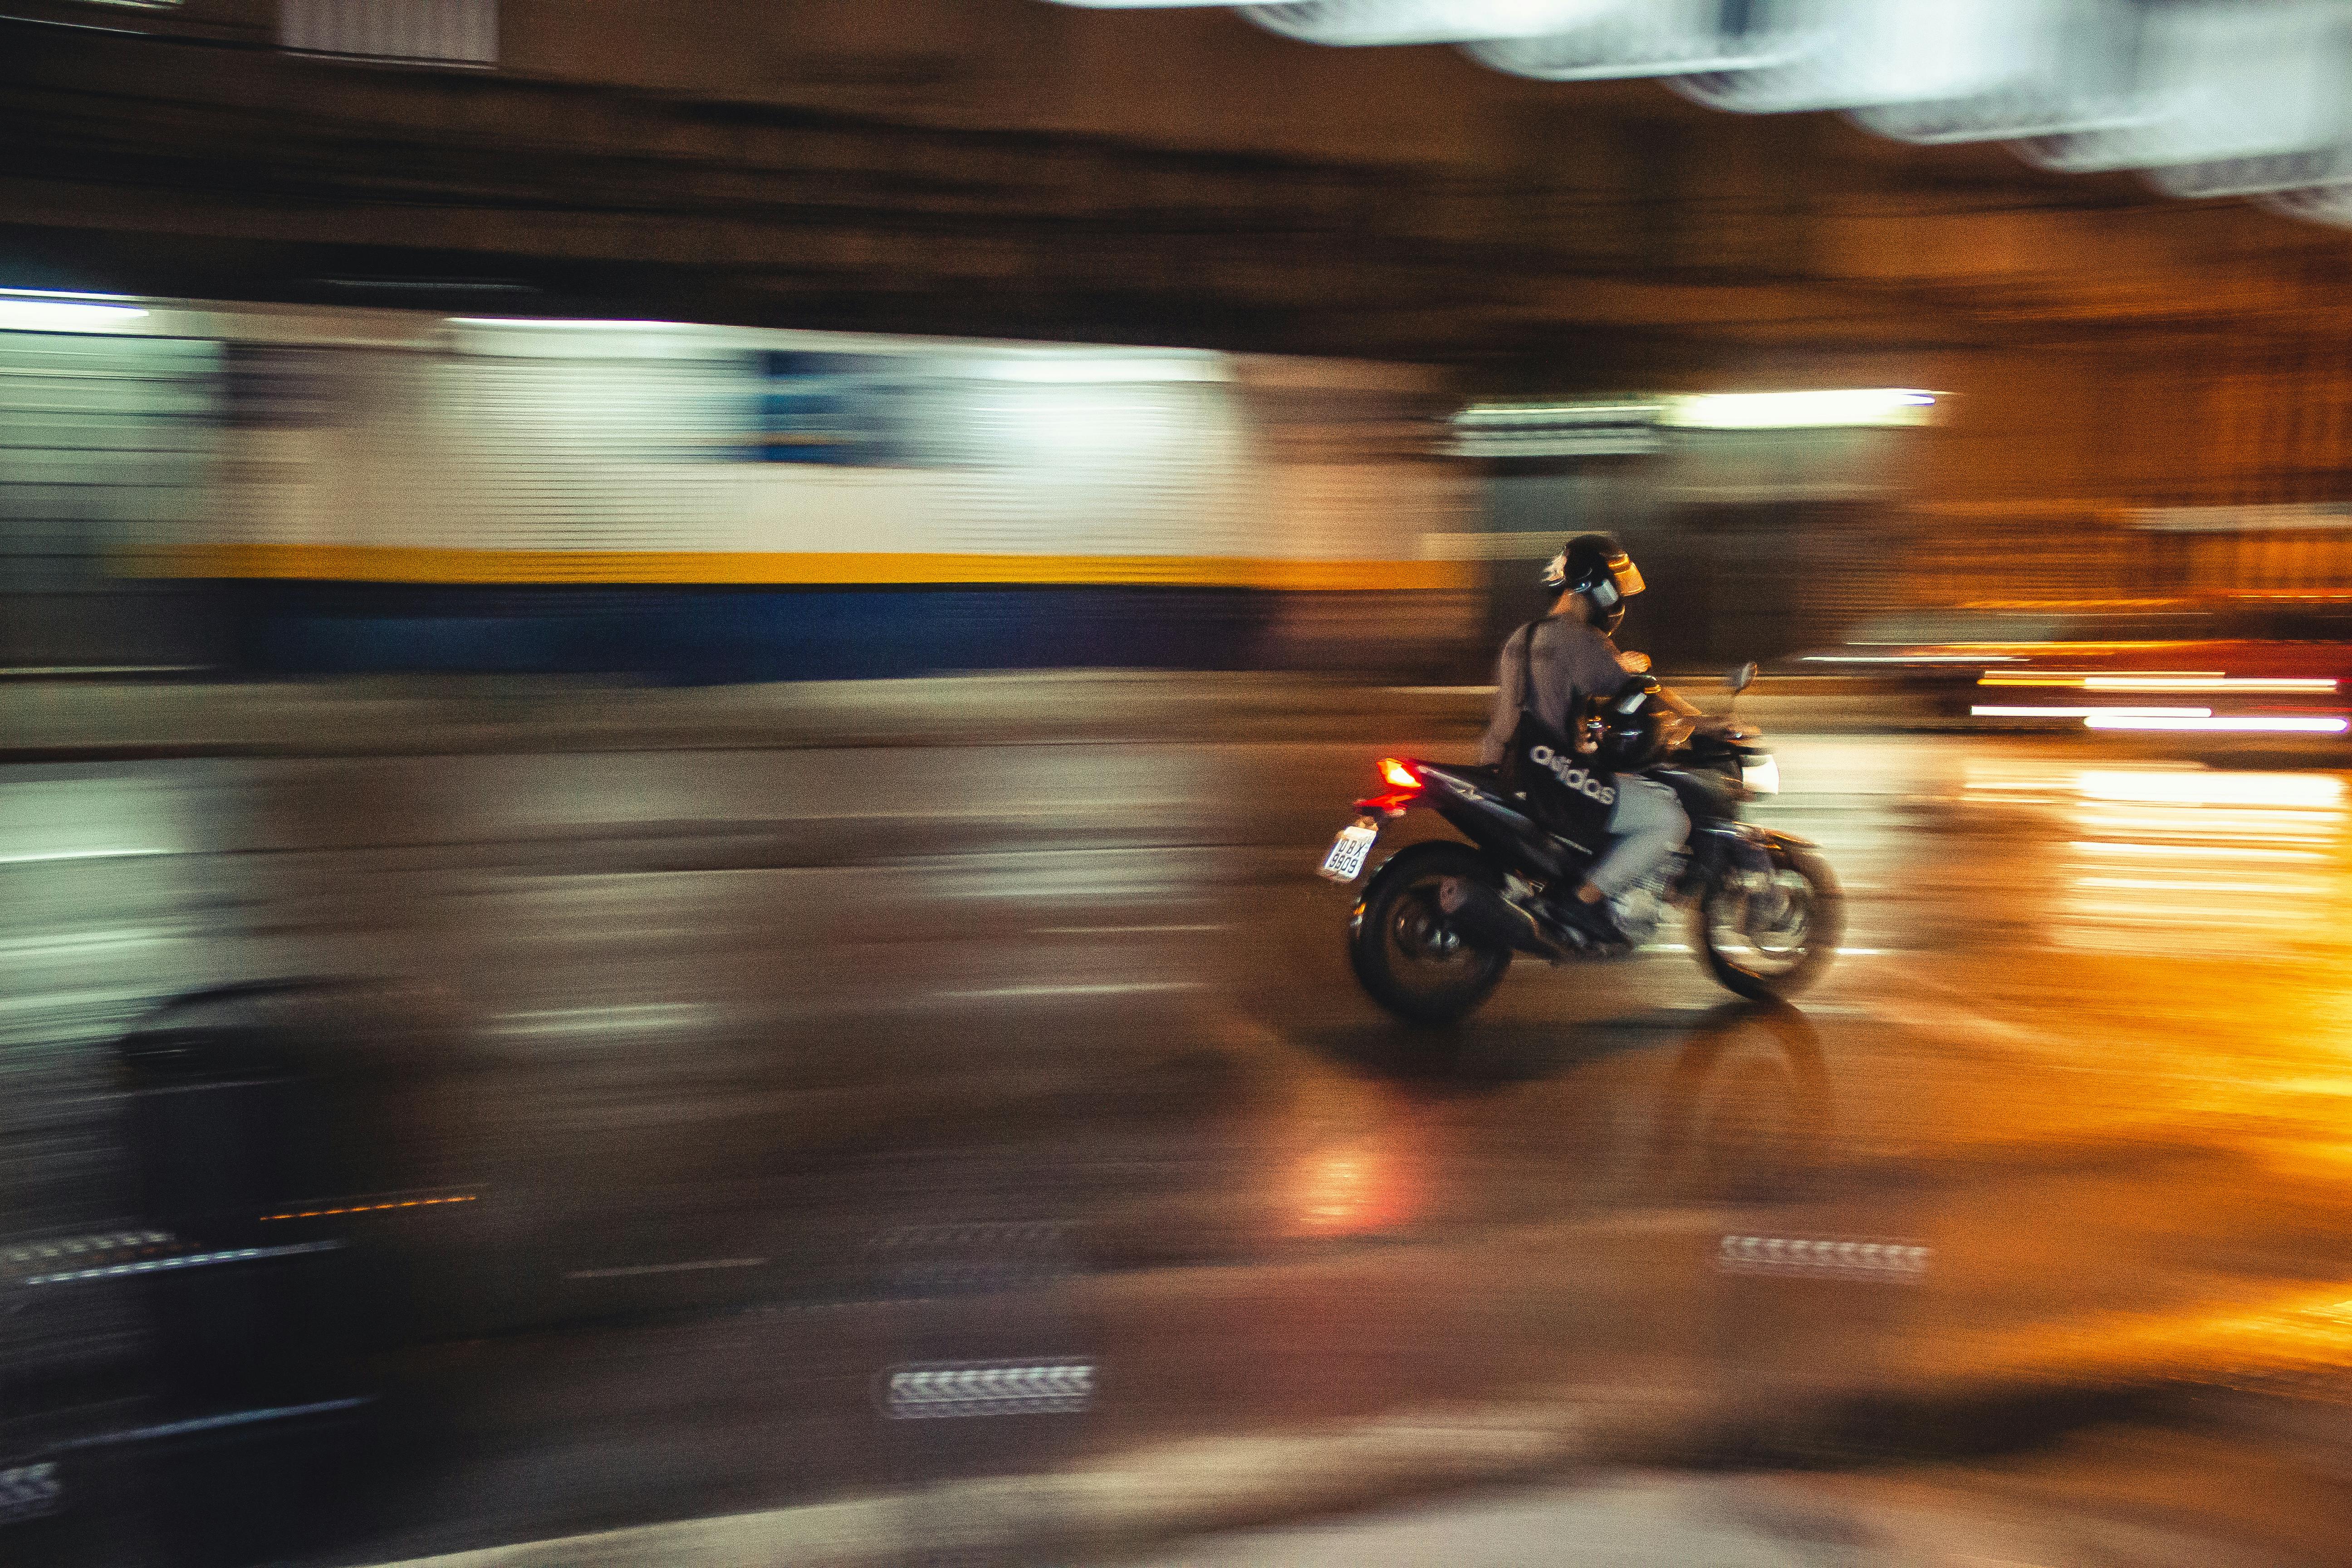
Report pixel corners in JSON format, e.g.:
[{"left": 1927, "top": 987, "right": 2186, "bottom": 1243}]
[
  {"left": 1348, "top": 840, "right": 1513, "bottom": 1027},
  {"left": 1695, "top": 842, "right": 1843, "bottom": 1001}
]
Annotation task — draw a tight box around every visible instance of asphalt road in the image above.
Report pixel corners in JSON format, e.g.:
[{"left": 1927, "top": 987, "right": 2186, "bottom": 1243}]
[{"left": 8, "top": 732, "right": 2352, "bottom": 1565}]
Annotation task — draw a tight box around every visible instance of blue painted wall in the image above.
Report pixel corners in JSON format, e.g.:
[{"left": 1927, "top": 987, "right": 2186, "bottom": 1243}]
[{"left": 228, "top": 584, "right": 1288, "bottom": 683}]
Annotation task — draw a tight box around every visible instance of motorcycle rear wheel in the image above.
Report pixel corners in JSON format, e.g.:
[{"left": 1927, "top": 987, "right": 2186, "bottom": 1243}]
[{"left": 1348, "top": 841, "right": 1513, "bottom": 1027}]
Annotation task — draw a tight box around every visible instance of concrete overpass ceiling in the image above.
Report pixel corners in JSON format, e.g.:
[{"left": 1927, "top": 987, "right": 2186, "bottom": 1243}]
[
  {"left": 1050, "top": 0, "right": 2352, "bottom": 225},
  {"left": 0, "top": 0, "right": 2346, "bottom": 365}
]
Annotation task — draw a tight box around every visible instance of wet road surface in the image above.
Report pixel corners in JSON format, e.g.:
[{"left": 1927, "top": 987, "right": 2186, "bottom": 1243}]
[{"left": 8, "top": 734, "right": 2352, "bottom": 1563}]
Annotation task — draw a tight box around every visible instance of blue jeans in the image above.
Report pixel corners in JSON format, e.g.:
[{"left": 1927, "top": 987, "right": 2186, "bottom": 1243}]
[{"left": 1588, "top": 777, "right": 1687, "bottom": 897}]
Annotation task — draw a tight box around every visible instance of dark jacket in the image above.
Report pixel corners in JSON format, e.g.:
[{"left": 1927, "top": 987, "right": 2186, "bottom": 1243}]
[{"left": 1477, "top": 613, "right": 1632, "bottom": 767}]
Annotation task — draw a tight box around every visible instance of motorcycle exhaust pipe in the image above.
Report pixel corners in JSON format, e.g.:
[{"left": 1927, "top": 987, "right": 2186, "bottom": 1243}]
[{"left": 1437, "top": 877, "right": 1571, "bottom": 960}]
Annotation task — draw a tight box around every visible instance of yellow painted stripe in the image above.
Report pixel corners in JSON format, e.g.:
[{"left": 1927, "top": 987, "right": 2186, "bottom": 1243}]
[{"left": 125, "top": 544, "right": 1470, "bottom": 592}]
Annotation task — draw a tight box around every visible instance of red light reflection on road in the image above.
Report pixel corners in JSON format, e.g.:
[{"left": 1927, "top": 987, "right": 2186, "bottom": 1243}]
[{"left": 1292, "top": 1136, "right": 1424, "bottom": 1239}]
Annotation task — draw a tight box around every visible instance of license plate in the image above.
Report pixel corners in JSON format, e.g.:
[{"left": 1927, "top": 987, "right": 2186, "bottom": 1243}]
[{"left": 1317, "top": 824, "right": 1378, "bottom": 883}]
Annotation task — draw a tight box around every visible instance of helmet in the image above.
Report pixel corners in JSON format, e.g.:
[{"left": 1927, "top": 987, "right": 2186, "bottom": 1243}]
[{"left": 1538, "top": 533, "right": 1645, "bottom": 634}]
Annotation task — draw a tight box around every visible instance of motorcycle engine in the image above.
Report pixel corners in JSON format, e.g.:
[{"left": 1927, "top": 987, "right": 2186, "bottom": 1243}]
[{"left": 1608, "top": 853, "right": 1685, "bottom": 945}]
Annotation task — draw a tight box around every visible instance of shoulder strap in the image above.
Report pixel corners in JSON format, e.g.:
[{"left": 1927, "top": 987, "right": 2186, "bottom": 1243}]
[{"left": 1517, "top": 618, "right": 1543, "bottom": 717}]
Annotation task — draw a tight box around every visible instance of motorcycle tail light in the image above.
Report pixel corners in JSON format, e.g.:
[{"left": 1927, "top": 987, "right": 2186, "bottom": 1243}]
[{"left": 1377, "top": 757, "right": 1421, "bottom": 791}]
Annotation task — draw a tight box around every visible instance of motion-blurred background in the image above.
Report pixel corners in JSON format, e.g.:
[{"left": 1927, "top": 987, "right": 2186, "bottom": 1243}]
[
  {"left": 12, "top": 5, "right": 2352, "bottom": 1568},
  {"left": 18, "top": 0, "right": 2352, "bottom": 691}
]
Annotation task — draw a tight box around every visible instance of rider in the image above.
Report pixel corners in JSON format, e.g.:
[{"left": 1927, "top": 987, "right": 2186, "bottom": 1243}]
[{"left": 1477, "top": 532, "right": 1691, "bottom": 944}]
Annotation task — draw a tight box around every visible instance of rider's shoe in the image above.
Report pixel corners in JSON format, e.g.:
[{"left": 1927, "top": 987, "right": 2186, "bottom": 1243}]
[{"left": 1550, "top": 892, "right": 1630, "bottom": 951}]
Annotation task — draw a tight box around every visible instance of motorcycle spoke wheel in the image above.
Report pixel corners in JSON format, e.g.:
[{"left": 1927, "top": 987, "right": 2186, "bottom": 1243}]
[
  {"left": 1696, "top": 848, "right": 1842, "bottom": 1001},
  {"left": 1711, "top": 872, "right": 1813, "bottom": 970}
]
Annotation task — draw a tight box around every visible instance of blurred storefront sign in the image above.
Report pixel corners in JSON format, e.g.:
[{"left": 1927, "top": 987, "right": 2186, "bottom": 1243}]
[
  {"left": 0, "top": 292, "right": 1474, "bottom": 679},
  {"left": 1446, "top": 391, "right": 1936, "bottom": 666},
  {"left": 1052, "top": 0, "right": 2352, "bottom": 230},
  {"left": 1449, "top": 401, "right": 1664, "bottom": 458},
  {"left": 1450, "top": 390, "right": 1937, "bottom": 458},
  {"left": 280, "top": 0, "right": 497, "bottom": 67},
  {"left": 0, "top": 321, "right": 223, "bottom": 671}
]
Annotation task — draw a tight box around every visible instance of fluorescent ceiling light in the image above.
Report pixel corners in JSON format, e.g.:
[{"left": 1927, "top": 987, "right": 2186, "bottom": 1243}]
[
  {"left": 446, "top": 317, "right": 686, "bottom": 329},
  {"left": 1972, "top": 706, "right": 2211, "bottom": 719},
  {"left": 981, "top": 357, "right": 1224, "bottom": 382},
  {"left": 1452, "top": 400, "right": 1663, "bottom": 424},
  {"left": 2082, "top": 675, "right": 2340, "bottom": 692},
  {"left": 325, "top": 279, "right": 537, "bottom": 294},
  {"left": 1808, "top": 652, "right": 2022, "bottom": 663},
  {"left": 2083, "top": 714, "right": 2349, "bottom": 733},
  {"left": 0, "top": 297, "right": 148, "bottom": 332},
  {"left": 1243, "top": 0, "right": 1622, "bottom": 47},
  {"left": 0, "top": 287, "right": 144, "bottom": 299},
  {"left": 1031, "top": 2, "right": 2352, "bottom": 238},
  {"left": 1662, "top": 389, "right": 1938, "bottom": 429},
  {"left": 1980, "top": 671, "right": 2220, "bottom": 687}
]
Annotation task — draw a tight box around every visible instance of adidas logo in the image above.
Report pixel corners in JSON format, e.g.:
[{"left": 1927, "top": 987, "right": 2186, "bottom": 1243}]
[{"left": 1526, "top": 745, "right": 1617, "bottom": 805}]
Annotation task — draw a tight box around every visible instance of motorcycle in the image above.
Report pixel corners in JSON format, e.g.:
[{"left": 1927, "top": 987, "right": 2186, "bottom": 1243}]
[{"left": 1319, "top": 663, "right": 1842, "bottom": 1025}]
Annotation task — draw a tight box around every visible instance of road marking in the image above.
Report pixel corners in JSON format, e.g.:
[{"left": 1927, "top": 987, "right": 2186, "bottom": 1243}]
[
  {"left": 936, "top": 981, "right": 1208, "bottom": 1000},
  {"left": 20, "top": 1240, "right": 342, "bottom": 1286},
  {"left": 0, "top": 984, "right": 164, "bottom": 1016},
  {"left": 0, "top": 664, "right": 209, "bottom": 676},
  {"left": 0, "top": 926, "right": 183, "bottom": 956},
  {"left": 751, "top": 802, "right": 1187, "bottom": 821},
  {"left": 880, "top": 1360, "right": 1094, "bottom": 1420},
  {"left": 262, "top": 1195, "right": 477, "bottom": 1222},
  {"left": 1028, "top": 923, "right": 1229, "bottom": 935},
  {"left": 567, "top": 1257, "right": 766, "bottom": 1280},
  {"left": 51, "top": 1398, "right": 370, "bottom": 1450},
  {"left": 489, "top": 1004, "right": 711, "bottom": 1034},
  {"left": 0, "top": 848, "right": 172, "bottom": 864},
  {"left": 209, "top": 1261, "right": 2352, "bottom": 1568},
  {"left": 0, "top": 1232, "right": 170, "bottom": 1266},
  {"left": 0, "top": 1462, "right": 60, "bottom": 1524},
  {"left": 1719, "top": 1235, "right": 1931, "bottom": 1279}
]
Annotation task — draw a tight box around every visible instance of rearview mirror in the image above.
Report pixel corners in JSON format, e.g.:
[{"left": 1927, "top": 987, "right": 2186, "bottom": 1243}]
[{"left": 1727, "top": 661, "right": 1757, "bottom": 694}]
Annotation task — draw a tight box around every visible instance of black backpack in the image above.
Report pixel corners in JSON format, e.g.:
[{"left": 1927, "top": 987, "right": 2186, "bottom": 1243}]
[{"left": 1500, "top": 619, "right": 1620, "bottom": 851}]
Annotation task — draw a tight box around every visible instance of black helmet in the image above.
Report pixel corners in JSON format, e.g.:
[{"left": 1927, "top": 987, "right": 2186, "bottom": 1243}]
[{"left": 1538, "top": 532, "right": 1645, "bottom": 634}]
